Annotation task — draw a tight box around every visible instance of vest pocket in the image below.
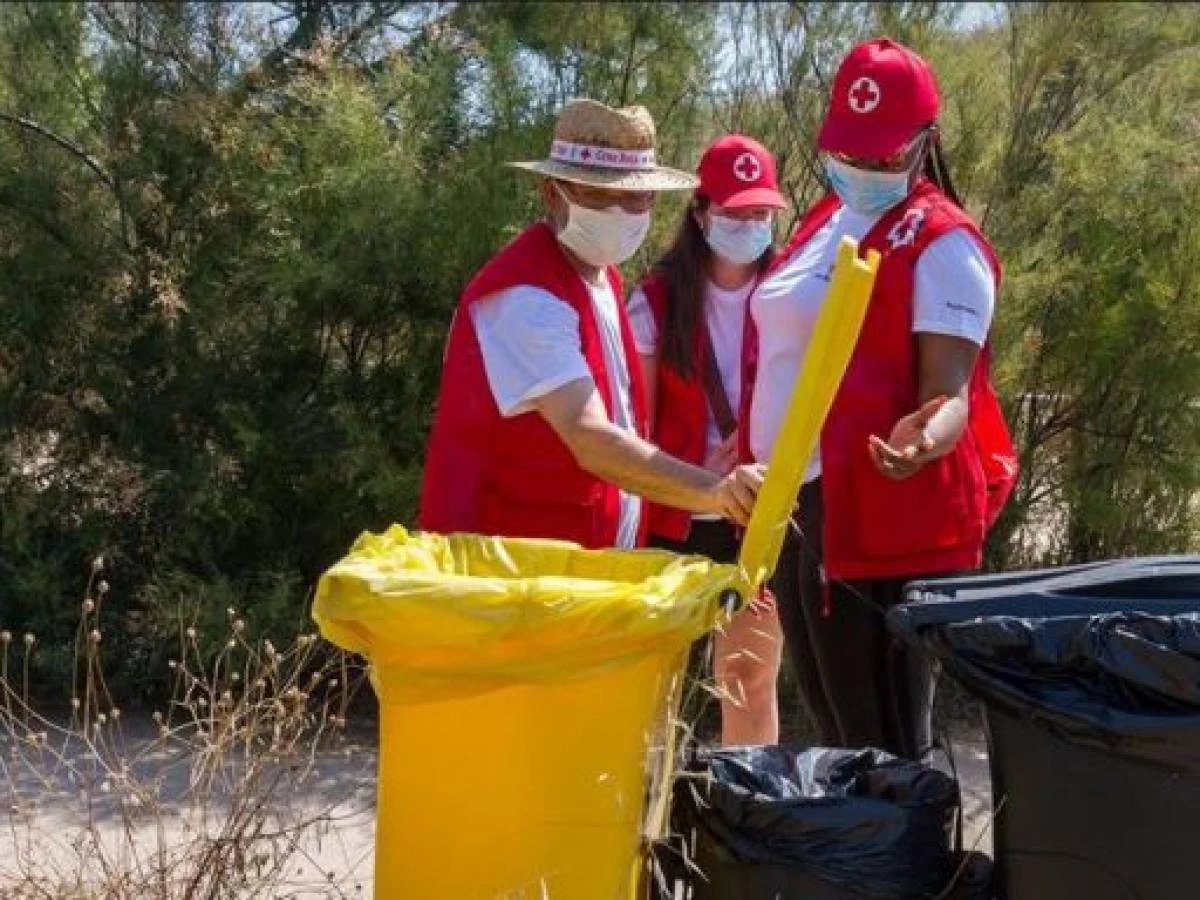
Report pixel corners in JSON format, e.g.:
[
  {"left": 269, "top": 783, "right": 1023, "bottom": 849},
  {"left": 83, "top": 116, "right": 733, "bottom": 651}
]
[{"left": 849, "top": 442, "right": 983, "bottom": 561}]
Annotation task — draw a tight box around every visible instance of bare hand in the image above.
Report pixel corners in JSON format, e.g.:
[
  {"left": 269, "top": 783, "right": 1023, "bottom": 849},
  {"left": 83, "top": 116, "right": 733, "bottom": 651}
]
[
  {"left": 868, "top": 396, "right": 945, "bottom": 481},
  {"left": 703, "top": 432, "right": 738, "bottom": 476},
  {"left": 710, "top": 463, "right": 765, "bottom": 526}
]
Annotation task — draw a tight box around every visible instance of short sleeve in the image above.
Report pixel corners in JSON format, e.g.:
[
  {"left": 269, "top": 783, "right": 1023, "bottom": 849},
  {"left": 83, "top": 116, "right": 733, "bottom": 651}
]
[
  {"left": 912, "top": 229, "right": 996, "bottom": 346},
  {"left": 468, "top": 286, "right": 594, "bottom": 417},
  {"left": 625, "top": 287, "right": 658, "bottom": 355}
]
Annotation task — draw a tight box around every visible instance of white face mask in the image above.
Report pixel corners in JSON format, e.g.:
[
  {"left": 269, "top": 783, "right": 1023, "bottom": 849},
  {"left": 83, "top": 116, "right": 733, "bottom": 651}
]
[
  {"left": 554, "top": 184, "right": 651, "bottom": 267},
  {"left": 705, "top": 214, "right": 773, "bottom": 265}
]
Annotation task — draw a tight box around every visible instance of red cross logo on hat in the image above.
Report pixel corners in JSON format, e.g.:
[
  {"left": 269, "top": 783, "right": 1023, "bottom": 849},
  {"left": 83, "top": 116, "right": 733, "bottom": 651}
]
[
  {"left": 848, "top": 76, "right": 881, "bottom": 114},
  {"left": 733, "top": 151, "right": 762, "bottom": 183}
]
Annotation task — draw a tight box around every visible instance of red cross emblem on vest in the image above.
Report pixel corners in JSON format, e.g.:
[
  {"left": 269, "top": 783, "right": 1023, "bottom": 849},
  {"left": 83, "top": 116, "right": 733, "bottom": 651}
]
[
  {"left": 886, "top": 208, "right": 926, "bottom": 250},
  {"left": 733, "top": 152, "right": 762, "bottom": 183},
  {"left": 848, "top": 76, "right": 881, "bottom": 114}
]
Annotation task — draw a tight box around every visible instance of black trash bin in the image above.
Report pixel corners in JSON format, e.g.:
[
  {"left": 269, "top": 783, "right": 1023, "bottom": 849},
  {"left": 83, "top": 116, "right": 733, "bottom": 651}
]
[
  {"left": 648, "top": 745, "right": 992, "bottom": 900},
  {"left": 889, "top": 558, "right": 1200, "bottom": 900}
]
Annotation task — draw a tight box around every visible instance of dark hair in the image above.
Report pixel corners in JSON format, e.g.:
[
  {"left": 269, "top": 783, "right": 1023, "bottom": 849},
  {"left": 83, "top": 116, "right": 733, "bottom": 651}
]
[
  {"left": 652, "top": 196, "right": 774, "bottom": 380},
  {"left": 923, "top": 130, "right": 962, "bottom": 207}
]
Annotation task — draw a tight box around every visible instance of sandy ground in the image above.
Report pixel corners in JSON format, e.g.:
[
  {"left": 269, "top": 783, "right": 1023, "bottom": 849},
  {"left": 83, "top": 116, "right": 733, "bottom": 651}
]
[{"left": 1, "top": 717, "right": 994, "bottom": 898}]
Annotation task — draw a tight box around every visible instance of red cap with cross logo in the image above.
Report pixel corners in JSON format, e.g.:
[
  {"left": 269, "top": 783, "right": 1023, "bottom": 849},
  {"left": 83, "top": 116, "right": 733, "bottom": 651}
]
[
  {"left": 817, "top": 37, "right": 940, "bottom": 160},
  {"left": 696, "top": 134, "right": 787, "bottom": 210}
]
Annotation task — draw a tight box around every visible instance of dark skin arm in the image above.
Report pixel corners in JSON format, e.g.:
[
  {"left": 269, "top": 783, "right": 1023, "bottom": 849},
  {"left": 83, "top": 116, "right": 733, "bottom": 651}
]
[{"left": 868, "top": 333, "right": 979, "bottom": 480}]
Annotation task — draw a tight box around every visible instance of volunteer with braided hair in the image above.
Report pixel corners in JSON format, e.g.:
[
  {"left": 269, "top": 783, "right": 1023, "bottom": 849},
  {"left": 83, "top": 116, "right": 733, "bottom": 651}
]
[
  {"left": 627, "top": 135, "right": 787, "bottom": 746},
  {"left": 741, "top": 38, "right": 1017, "bottom": 758}
]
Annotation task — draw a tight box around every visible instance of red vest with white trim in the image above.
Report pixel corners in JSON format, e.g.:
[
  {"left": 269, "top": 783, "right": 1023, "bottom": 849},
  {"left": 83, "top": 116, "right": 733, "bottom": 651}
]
[
  {"left": 639, "top": 273, "right": 756, "bottom": 542},
  {"left": 418, "top": 222, "right": 650, "bottom": 548},
  {"left": 740, "top": 180, "right": 1017, "bottom": 579}
]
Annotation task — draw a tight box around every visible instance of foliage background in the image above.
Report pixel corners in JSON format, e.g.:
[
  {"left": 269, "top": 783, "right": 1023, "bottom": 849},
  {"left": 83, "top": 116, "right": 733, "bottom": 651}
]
[{"left": 1, "top": 1, "right": 1198, "bottom": 699}]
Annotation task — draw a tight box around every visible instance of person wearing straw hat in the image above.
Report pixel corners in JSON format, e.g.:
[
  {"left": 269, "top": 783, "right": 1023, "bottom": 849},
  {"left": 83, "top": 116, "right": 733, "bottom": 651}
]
[
  {"left": 419, "top": 99, "right": 765, "bottom": 550},
  {"left": 740, "top": 38, "right": 1017, "bottom": 758},
  {"left": 626, "top": 134, "right": 788, "bottom": 745}
]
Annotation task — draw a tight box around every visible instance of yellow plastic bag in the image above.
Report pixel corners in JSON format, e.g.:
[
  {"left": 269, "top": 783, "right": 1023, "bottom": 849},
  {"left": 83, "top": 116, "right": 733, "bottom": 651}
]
[{"left": 314, "top": 524, "right": 741, "bottom": 704}]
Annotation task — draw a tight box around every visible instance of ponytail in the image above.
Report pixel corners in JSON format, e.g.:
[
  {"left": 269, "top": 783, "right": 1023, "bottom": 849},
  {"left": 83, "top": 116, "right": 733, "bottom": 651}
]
[{"left": 923, "top": 135, "right": 962, "bottom": 207}]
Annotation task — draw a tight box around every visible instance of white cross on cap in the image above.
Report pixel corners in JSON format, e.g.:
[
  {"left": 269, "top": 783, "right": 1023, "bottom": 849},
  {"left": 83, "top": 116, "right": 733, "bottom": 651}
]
[
  {"left": 733, "top": 152, "right": 762, "bottom": 182},
  {"left": 848, "top": 76, "right": 882, "bottom": 114}
]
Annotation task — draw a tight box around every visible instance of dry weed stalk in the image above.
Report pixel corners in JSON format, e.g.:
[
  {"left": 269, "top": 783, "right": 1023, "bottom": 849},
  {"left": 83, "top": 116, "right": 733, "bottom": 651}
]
[{"left": 0, "top": 557, "right": 371, "bottom": 898}]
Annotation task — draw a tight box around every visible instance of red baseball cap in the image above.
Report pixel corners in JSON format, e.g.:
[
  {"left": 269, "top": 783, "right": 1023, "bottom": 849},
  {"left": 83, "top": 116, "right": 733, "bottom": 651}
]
[
  {"left": 696, "top": 134, "right": 787, "bottom": 209},
  {"left": 817, "top": 37, "right": 940, "bottom": 160}
]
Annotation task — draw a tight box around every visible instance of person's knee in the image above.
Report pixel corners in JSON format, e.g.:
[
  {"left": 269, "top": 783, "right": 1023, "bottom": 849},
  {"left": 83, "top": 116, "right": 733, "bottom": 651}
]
[{"left": 714, "top": 645, "right": 780, "bottom": 702}]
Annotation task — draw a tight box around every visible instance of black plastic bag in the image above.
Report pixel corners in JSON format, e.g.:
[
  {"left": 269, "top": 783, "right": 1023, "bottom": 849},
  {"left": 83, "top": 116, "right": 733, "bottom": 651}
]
[
  {"left": 887, "top": 560, "right": 1200, "bottom": 899},
  {"left": 897, "top": 607, "right": 1200, "bottom": 769},
  {"left": 651, "top": 746, "right": 974, "bottom": 900}
]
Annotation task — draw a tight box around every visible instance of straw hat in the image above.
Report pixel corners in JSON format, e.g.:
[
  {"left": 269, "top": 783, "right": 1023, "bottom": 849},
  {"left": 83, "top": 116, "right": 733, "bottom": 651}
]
[{"left": 510, "top": 98, "right": 699, "bottom": 192}]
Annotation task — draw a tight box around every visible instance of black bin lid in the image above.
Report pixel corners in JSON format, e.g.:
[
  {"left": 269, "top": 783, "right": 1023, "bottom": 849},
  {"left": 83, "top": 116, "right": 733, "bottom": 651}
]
[{"left": 887, "top": 557, "right": 1200, "bottom": 769}]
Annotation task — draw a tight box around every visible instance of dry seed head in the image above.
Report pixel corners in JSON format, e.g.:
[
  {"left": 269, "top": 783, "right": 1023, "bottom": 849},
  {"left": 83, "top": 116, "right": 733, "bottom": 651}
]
[
  {"left": 97, "top": 713, "right": 108, "bottom": 726},
  {"left": 88, "top": 630, "right": 101, "bottom": 645},
  {"left": 111, "top": 708, "right": 121, "bottom": 720},
  {"left": 152, "top": 711, "right": 163, "bottom": 724},
  {"left": 0, "top": 631, "right": 10, "bottom": 644},
  {"left": 231, "top": 672, "right": 240, "bottom": 683},
  {"left": 83, "top": 599, "right": 95, "bottom": 614},
  {"left": 23, "top": 633, "right": 35, "bottom": 646},
  {"left": 233, "top": 619, "right": 246, "bottom": 635},
  {"left": 186, "top": 627, "right": 197, "bottom": 640},
  {"left": 227, "top": 639, "right": 236, "bottom": 650},
  {"left": 71, "top": 697, "right": 81, "bottom": 709},
  {"left": 92, "top": 555, "right": 105, "bottom": 573},
  {"left": 98, "top": 580, "right": 110, "bottom": 595}
]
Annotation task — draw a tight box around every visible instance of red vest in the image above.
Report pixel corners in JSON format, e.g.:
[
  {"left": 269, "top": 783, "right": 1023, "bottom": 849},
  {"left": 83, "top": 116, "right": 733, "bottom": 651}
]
[
  {"left": 639, "top": 274, "right": 756, "bottom": 541},
  {"left": 418, "top": 222, "right": 650, "bottom": 548},
  {"left": 741, "top": 181, "right": 1017, "bottom": 580}
]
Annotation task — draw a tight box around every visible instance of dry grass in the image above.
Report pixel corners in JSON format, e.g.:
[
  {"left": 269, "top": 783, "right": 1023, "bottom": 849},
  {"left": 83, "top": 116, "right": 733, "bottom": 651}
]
[{"left": 0, "top": 556, "right": 373, "bottom": 899}]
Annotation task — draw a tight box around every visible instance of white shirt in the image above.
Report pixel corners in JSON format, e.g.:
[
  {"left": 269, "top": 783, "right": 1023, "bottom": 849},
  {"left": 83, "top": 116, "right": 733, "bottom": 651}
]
[
  {"left": 469, "top": 279, "right": 642, "bottom": 548},
  {"left": 749, "top": 206, "right": 995, "bottom": 479},
  {"left": 626, "top": 278, "right": 751, "bottom": 458}
]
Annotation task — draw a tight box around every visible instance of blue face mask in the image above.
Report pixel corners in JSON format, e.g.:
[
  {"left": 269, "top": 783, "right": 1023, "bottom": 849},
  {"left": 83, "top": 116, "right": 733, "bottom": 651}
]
[
  {"left": 705, "top": 214, "right": 774, "bottom": 265},
  {"left": 824, "top": 155, "right": 913, "bottom": 215}
]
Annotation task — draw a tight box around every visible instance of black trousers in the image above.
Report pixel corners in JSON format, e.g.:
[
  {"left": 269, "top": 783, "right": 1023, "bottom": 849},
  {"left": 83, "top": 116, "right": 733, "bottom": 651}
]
[
  {"left": 772, "top": 479, "right": 938, "bottom": 760},
  {"left": 648, "top": 518, "right": 739, "bottom": 564}
]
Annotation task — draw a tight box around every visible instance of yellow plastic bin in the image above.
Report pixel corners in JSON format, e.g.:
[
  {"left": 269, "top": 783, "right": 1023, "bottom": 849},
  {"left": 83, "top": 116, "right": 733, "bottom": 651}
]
[{"left": 312, "top": 237, "right": 879, "bottom": 900}]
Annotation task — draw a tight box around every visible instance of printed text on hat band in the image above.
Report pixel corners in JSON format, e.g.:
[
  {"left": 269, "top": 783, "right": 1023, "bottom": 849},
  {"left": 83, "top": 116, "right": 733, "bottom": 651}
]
[{"left": 550, "top": 140, "right": 657, "bottom": 171}]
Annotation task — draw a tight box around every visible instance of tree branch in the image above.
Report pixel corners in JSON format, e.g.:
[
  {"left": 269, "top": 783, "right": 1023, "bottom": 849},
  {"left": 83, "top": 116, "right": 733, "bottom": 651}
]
[{"left": 0, "top": 111, "right": 115, "bottom": 191}]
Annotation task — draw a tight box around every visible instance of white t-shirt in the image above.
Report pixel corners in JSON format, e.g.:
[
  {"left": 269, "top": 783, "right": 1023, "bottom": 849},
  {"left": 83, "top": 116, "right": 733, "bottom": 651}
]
[
  {"left": 749, "top": 206, "right": 995, "bottom": 479},
  {"left": 469, "top": 279, "right": 642, "bottom": 548},
  {"left": 626, "top": 278, "right": 751, "bottom": 458}
]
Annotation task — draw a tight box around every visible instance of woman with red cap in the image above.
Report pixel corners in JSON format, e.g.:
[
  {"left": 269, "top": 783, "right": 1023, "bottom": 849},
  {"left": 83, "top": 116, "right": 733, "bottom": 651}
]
[
  {"left": 627, "top": 135, "right": 789, "bottom": 746},
  {"left": 742, "top": 38, "right": 1017, "bottom": 758}
]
